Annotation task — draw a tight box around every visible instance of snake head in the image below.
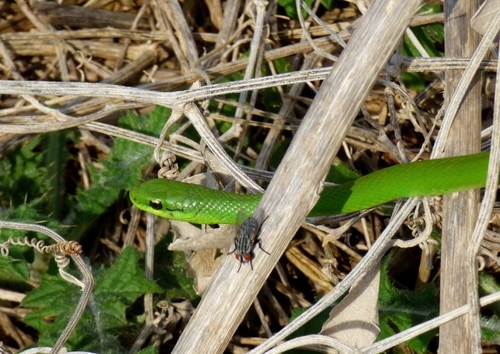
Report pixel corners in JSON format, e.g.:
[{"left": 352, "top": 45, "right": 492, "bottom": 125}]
[{"left": 129, "top": 179, "right": 198, "bottom": 221}]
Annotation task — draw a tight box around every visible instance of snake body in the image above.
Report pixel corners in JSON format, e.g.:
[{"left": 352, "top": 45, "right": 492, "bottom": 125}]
[{"left": 129, "top": 152, "right": 490, "bottom": 224}]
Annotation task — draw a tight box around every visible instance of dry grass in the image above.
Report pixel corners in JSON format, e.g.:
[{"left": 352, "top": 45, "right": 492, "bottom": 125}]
[{"left": 0, "top": 0, "right": 498, "bottom": 353}]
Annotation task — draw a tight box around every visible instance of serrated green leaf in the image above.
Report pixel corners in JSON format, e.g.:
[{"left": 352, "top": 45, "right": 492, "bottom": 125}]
[
  {"left": 0, "top": 136, "right": 48, "bottom": 207},
  {"left": 22, "top": 247, "right": 162, "bottom": 352},
  {"left": 479, "top": 272, "right": 500, "bottom": 294},
  {"left": 96, "top": 247, "right": 162, "bottom": 299},
  {"left": 0, "top": 256, "right": 30, "bottom": 284},
  {"left": 378, "top": 258, "right": 438, "bottom": 353},
  {"left": 137, "top": 347, "right": 158, "bottom": 354},
  {"left": 479, "top": 273, "right": 500, "bottom": 325},
  {"left": 118, "top": 106, "right": 170, "bottom": 136},
  {"left": 74, "top": 106, "right": 171, "bottom": 234},
  {"left": 93, "top": 247, "right": 162, "bottom": 334},
  {"left": 22, "top": 271, "right": 81, "bottom": 341},
  {"left": 153, "top": 237, "right": 197, "bottom": 301},
  {"left": 481, "top": 315, "right": 500, "bottom": 341}
]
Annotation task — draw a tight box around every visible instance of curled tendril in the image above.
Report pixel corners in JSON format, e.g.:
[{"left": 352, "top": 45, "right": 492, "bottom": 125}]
[
  {"left": 405, "top": 212, "right": 442, "bottom": 230},
  {"left": 42, "top": 241, "right": 82, "bottom": 255},
  {"left": 157, "top": 151, "right": 178, "bottom": 179},
  {"left": 0, "top": 237, "right": 85, "bottom": 288},
  {"left": 0, "top": 236, "right": 82, "bottom": 257}
]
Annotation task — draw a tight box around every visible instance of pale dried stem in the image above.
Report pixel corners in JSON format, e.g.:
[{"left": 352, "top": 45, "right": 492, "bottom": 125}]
[{"left": 172, "top": 1, "right": 424, "bottom": 352}]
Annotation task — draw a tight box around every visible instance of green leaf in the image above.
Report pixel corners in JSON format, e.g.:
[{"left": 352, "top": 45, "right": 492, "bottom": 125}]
[
  {"left": 401, "top": 72, "right": 426, "bottom": 91},
  {"left": 44, "top": 131, "right": 71, "bottom": 220},
  {"left": 0, "top": 136, "right": 48, "bottom": 207},
  {"left": 22, "top": 270, "right": 82, "bottom": 346},
  {"left": 481, "top": 315, "right": 500, "bottom": 341},
  {"left": 73, "top": 106, "right": 171, "bottom": 236},
  {"left": 95, "top": 247, "right": 163, "bottom": 331},
  {"left": 404, "top": 24, "right": 444, "bottom": 58},
  {"left": 288, "top": 305, "right": 331, "bottom": 337},
  {"left": 23, "top": 247, "right": 162, "bottom": 352},
  {"left": 479, "top": 272, "right": 500, "bottom": 342},
  {"left": 137, "top": 347, "right": 158, "bottom": 354},
  {"left": 278, "top": 0, "right": 335, "bottom": 19},
  {"left": 0, "top": 256, "right": 30, "bottom": 285},
  {"left": 0, "top": 131, "right": 74, "bottom": 218},
  {"left": 400, "top": 5, "right": 443, "bottom": 91},
  {"left": 153, "top": 237, "right": 197, "bottom": 301},
  {"left": 378, "top": 258, "right": 438, "bottom": 353}
]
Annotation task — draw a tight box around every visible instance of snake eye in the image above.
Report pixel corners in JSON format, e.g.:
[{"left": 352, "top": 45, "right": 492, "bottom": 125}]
[{"left": 149, "top": 199, "right": 163, "bottom": 210}]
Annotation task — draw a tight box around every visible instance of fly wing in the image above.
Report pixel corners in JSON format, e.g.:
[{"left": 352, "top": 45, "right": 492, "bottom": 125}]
[
  {"left": 234, "top": 209, "right": 259, "bottom": 262},
  {"left": 237, "top": 217, "right": 259, "bottom": 244},
  {"left": 236, "top": 208, "right": 252, "bottom": 227}
]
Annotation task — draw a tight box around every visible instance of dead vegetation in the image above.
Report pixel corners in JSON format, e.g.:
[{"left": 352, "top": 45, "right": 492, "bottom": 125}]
[{"left": 0, "top": 0, "right": 498, "bottom": 353}]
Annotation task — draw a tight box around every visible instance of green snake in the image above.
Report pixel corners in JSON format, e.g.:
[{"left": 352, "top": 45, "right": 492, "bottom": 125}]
[{"left": 129, "top": 152, "right": 491, "bottom": 224}]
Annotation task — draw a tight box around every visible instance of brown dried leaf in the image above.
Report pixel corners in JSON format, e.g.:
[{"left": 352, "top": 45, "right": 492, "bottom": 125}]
[{"left": 320, "top": 262, "right": 380, "bottom": 347}]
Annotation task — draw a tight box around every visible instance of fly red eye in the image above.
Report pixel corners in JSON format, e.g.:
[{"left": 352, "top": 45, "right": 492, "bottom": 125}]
[
  {"left": 235, "top": 254, "right": 240, "bottom": 261},
  {"left": 243, "top": 253, "right": 253, "bottom": 261}
]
